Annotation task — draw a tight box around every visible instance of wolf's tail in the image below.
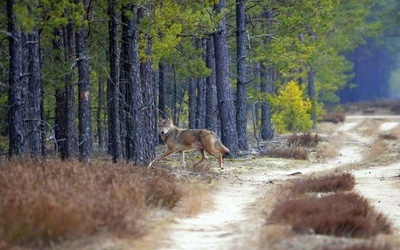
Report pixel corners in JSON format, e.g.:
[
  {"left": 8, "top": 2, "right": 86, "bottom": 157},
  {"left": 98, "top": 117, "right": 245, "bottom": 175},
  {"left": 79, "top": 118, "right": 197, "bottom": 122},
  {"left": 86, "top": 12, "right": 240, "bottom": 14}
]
[{"left": 215, "top": 140, "right": 230, "bottom": 155}]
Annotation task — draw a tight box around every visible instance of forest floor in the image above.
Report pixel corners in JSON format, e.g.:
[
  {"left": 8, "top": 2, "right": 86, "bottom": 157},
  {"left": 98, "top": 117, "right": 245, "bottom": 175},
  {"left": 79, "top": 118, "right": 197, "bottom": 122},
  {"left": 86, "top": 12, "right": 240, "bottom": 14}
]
[{"left": 55, "top": 114, "right": 400, "bottom": 250}]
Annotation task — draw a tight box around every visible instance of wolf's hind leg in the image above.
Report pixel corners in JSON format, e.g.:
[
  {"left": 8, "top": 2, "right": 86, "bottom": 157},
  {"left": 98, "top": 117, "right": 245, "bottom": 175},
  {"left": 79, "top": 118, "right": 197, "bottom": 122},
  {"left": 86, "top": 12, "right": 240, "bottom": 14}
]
[
  {"left": 206, "top": 149, "right": 224, "bottom": 169},
  {"left": 193, "top": 149, "right": 207, "bottom": 169},
  {"left": 180, "top": 151, "right": 187, "bottom": 169}
]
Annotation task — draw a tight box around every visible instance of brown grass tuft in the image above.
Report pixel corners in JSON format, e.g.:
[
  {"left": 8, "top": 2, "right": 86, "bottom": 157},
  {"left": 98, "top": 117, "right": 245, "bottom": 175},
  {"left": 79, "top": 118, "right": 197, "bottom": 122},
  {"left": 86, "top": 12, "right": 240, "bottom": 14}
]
[
  {"left": 315, "top": 141, "right": 339, "bottom": 159},
  {"left": 378, "top": 133, "right": 398, "bottom": 140},
  {"left": 290, "top": 172, "right": 355, "bottom": 195},
  {"left": 323, "top": 241, "right": 394, "bottom": 250},
  {"left": 366, "top": 139, "right": 387, "bottom": 162},
  {"left": 262, "top": 147, "right": 309, "bottom": 160},
  {"left": 0, "top": 159, "right": 191, "bottom": 248},
  {"left": 322, "top": 113, "right": 346, "bottom": 123},
  {"left": 268, "top": 193, "right": 392, "bottom": 238},
  {"left": 287, "top": 133, "right": 321, "bottom": 147}
]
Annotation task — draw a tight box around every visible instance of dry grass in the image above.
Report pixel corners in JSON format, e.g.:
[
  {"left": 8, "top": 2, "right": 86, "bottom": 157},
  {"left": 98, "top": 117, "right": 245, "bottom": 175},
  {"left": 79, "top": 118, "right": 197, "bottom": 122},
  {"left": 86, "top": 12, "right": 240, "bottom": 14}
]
[
  {"left": 378, "top": 133, "right": 398, "bottom": 141},
  {"left": 0, "top": 158, "right": 204, "bottom": 248},
  {"left": 322, "top": 113, "right": 346, "bottom": 123},
  {"left": 323, "top": 241, "right": 394, "bottom": 250},
  {"left": 268, "top": 193, "right": 392, "bottom": 238},
  {"left": 365, "top": 139, "right": 387, "bottom": 162},
  {"left": 290, "top": 172, "right": 355, "bottom": 196},
  {"left": 287, "top": 132, "right": 321, "bottom": 147},
  {"left": 262, "top": 146, "right": 309, "bottom": 160},
  {"left": 315, "top": 141, "right": 339, "bottom": 159},
  {"left": 390, "top": 126, "right": 400, "bottom": 138}
]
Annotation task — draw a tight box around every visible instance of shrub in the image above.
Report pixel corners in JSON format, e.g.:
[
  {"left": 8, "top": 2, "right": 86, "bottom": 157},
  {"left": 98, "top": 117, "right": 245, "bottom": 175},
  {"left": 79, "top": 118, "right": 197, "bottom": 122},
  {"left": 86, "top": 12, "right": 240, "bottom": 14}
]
[
  {"left": 315, "top": 141, "right": 338, "bottom": 159},
  {"left": 262, "top": 147, "right": 309, "bottom": 160},
  {"left": 290, "top": 172, "right": 355, "bottom": 195},
  {"left": 269, "top": 81, "right": 313, "bottom": 133},
  {"left": 0, "top": 159, "right": 188, "bottom": 248},
  {"left": 366, "top": 139, "right": 387, "bottom": 162},
  {"left": 287, "top": 132, "right": 321, "bottom": 147},
  {"left": 390, "top": 104, "right": 400, "bottom": 114},
  {"left": 268, "top": 193, "right": 392, "bottom": 238},
  {"left": 323, "top": 242, "right": 394, "bottom": 250},
  {"left": 379, "top": 133, "right": 398, "bottom": 140},
  {"left": 322, "top": 113, "right": 346, "bottom": 123},
  {"left": 146, "top": 169, "right": 185, "bottom": 209}
]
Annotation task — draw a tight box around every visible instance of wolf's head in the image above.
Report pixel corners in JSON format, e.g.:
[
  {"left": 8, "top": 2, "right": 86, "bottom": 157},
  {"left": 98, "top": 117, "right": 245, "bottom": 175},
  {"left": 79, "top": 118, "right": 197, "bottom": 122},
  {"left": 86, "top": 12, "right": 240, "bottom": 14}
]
[{"left": 158, "top": 118, "right": 172, "bottom": 135}]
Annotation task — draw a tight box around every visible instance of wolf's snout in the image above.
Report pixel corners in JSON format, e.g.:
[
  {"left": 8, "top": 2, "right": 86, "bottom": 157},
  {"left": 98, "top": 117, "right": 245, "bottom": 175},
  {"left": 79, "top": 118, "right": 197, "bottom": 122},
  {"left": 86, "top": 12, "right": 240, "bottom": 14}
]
[{"left": 161, "top": 131, "right": 165, "bottom": 135}]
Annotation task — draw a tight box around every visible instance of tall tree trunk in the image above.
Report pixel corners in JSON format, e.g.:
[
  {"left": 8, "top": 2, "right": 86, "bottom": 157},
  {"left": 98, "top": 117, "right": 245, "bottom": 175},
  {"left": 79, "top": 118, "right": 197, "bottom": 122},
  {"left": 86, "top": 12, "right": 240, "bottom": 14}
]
[
  {"left": 107, "top": 0, "right": 121, "bottom": 162},
  {"left": 214, "top": 0, "right": 238, "bottom": 154},
  {"left": 308, "top": 65, "right": 316, "bottom": 128},
  {"left": 65, "top": 22, "right": 77, "bottom": 159},
  {"left": 7, "top": 0, "right": 26, "bottom": 157},
  {"left": 158, "top": 62, "right": 167, "bottom": 118},
  {"left": 260, "top": 64, "right": 274, "bottom": 140},
  {"left": 205, "top": 36, "right": 218, "bottom": 133},
  {"left": 140, "top": 29, "right": 156, "bottom": 163},
  {"left": 172, "top": 65, "right": 179, "bottom": 125},
  {"left": 125, "top": 5, "right": 144, "bottom": 164},
  {"left": 97, "top": 76, "right": 104, "bottom": 149},
  {"left": 188, "top": 77, "right": 196, "bottom": 129},
  {"left": 20, "top": 33, "right": 29, "bottom": 153},
  {"left": 53, "top": 28, "right": 67, "bottom": 158},
  {"left": 236, "top": 0, "right": 248, "bottom": 151},
  {"left": 196, "top": 76, "right": 206, "bottom": 128},
  {"left": 75, "top": 0, "right": 92, "bottom": 163},
  {"left": 27, "top": 28, "right": 42, "bottom": 157},
  {"left": 196, "top": 39, "right": 206, "bottom": 129},
  {"left": 119, "top": 10, "right": 129, "bottom": 158},
  {"left": 259, "top": 8, "right": 274, "bottom": 140}
]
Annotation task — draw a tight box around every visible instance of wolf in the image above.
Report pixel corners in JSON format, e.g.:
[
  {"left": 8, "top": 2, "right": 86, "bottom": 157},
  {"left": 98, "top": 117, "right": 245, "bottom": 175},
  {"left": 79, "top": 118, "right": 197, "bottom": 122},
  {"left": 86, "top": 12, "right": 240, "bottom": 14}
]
[{"left": 147, "top": 118, "right": 230, "bottom": 169}]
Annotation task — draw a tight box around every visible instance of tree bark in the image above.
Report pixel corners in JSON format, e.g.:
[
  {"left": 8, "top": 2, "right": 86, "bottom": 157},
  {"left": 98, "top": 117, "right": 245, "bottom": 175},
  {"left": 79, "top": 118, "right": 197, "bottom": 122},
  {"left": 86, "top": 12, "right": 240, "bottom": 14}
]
[
  {"left": 236, "top": 0, "right": 248, "bottom": 151},
  {"left": 140, "top": 28, "right": 156, "bottom": 163},
  {"left": 125, "top": 5, "right": 144, "bottom": 164},
  {"left": 119, "top": 8, "right": 129, "bottom": 158},
  {"left": 214, "top": 0, "right": 238, "bottom": 154},
  {"left": 205, "top": 36, "right": 218, "bottom": 133},
  {"left": 188, "top": 77, "right": 196, "bottom": 129},
  {"left": 308, "top": 65, "right": 316, "bottom": 128},
  {"left": 27, "top": 28, "right": 42, "bottom": 157},
  {"left": 158, "top": 62, "right": 167, "bottom": 118},
  {"left": 107, "top": 0, "right": 121, "bottom": 162},
  {"left": 260, "top": 64, "right": 274, "bottom": 140},
  {"left": 7, "top": 0, "right": 26, "bottom": 157},
  {"left": 75, "top": 0, "right": 92, "bottom": 163},
  {"left": 196, "top": 39, "right": 206, "bottom": 129},
  {"left": 65, "top": 22, "right": 77, "bottom": 159},
  {"left": 97, "top": 76, "right": 104, "bottom": 149}
]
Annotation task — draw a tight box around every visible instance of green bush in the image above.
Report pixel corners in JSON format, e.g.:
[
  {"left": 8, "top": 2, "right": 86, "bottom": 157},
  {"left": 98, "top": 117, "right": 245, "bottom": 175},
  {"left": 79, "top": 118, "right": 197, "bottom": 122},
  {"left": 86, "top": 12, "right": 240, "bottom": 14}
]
[{"left": 269, "top": 81, "right": 313, "bottom": 133}]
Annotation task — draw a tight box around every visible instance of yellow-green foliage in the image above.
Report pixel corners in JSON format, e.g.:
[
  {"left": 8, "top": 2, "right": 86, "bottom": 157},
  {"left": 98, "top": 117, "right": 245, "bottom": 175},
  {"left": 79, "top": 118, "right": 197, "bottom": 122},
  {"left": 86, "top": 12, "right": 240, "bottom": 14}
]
[{"left": 270, "top": 81, "right": 312, "bottom": 133}]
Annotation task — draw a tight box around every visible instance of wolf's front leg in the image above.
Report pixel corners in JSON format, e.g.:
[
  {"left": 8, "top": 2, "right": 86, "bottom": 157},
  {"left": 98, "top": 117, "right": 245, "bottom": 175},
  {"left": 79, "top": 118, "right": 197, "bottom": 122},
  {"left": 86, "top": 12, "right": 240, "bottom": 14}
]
[
  {"left": 147, "top": 149, "right": 175, "bottom": 168},
  {"left": 180, "top": 151, "right": 187, "bottom": 169}
]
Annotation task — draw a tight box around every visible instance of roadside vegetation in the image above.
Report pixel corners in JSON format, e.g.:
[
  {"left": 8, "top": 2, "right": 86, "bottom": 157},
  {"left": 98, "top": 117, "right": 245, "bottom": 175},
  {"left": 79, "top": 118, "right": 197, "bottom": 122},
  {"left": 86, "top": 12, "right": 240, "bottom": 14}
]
[
  {"left": 0, "top": 159, "right": 212, "bottom": 249},
  {"left": 261, "top": 171, "right": 394, "bottom": 249},
  {"left": 259, "top": 111, "right": 400, "bottom": 249},
  {"left": 261, "top": 132, "right": 322, "bottom": 160}
]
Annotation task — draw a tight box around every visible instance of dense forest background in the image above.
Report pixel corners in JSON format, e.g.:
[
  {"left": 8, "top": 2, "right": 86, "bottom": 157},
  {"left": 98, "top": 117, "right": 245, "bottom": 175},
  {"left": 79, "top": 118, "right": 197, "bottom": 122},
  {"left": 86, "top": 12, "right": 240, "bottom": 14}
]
[{"left": 0, "top": 0, "right": 399, "bottom": 163}]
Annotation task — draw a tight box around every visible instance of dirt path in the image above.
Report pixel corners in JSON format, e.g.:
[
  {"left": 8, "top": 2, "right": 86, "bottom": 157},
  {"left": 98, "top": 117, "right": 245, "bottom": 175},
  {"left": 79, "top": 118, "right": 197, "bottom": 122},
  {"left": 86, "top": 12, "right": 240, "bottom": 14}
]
[{"left": 151, "top": 115, "right": 400, "bottom": 250}]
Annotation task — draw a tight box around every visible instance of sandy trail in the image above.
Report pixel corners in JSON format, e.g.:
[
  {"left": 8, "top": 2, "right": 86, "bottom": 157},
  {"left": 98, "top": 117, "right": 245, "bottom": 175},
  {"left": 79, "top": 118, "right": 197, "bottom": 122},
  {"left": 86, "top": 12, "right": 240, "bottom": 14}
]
[
  {"left": 353, "top": 163, "right": 400, "bottom": 232},
  {"left": 156, "top": 117, "right": 396, "bottom": 250}
]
